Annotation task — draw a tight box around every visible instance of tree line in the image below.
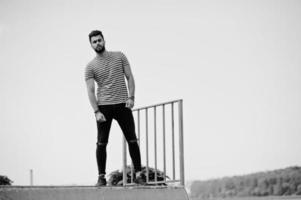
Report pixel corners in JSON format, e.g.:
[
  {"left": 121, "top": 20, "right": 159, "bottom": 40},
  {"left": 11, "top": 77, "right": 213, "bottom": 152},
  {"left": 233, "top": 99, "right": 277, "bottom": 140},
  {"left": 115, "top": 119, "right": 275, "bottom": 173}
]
[{"left": 190, "top": 166, "right": 301, "bottom": 198}]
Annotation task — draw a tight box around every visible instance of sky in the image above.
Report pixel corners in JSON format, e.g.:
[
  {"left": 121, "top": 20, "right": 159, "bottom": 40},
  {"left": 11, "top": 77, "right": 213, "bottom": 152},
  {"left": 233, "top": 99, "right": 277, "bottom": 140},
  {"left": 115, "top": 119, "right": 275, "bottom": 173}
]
[{"left": 0, "top": 0, "right": 301, "bottom": 186}]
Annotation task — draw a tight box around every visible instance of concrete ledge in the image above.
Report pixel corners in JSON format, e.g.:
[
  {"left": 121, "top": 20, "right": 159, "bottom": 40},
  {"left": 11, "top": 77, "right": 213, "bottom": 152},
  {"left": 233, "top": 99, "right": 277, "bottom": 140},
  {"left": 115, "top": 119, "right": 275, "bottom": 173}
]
[{"left": 0, "top": 185, "right": 189, "bottom": 200}]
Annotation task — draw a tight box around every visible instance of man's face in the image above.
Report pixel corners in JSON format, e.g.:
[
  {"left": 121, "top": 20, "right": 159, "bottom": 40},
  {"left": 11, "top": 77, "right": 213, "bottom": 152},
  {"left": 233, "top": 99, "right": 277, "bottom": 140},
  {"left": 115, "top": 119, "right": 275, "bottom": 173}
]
[{"left": 90, "top": 35, "right": 105, "bottom": 53}]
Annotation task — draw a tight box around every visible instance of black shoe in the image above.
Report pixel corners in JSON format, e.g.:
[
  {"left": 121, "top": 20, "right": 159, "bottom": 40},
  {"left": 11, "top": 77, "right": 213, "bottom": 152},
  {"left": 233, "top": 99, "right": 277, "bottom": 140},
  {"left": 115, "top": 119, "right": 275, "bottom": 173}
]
[
  {"left": 134, "top": 172, "right": 146, "bottom": 185},
  {"left": 96, "top": 176, "right": 107, "bottom": 186}
]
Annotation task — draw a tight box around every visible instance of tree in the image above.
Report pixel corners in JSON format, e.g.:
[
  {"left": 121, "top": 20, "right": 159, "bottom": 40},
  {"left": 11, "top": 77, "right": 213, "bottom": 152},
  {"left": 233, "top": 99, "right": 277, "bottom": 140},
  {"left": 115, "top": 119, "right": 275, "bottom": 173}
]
[{"left": 0, "top": 175, "right": 13, "bottom": 185}]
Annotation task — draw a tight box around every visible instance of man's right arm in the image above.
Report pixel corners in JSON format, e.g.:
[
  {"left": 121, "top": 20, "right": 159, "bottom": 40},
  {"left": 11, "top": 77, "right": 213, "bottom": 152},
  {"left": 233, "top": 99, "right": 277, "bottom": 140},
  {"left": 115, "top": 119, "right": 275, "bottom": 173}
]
[
  {"left": 86, "top": 79, "right": 99, "bottom": 112},
  {"left": 86, "top": 79, "right": 106, "bottom": 122}
]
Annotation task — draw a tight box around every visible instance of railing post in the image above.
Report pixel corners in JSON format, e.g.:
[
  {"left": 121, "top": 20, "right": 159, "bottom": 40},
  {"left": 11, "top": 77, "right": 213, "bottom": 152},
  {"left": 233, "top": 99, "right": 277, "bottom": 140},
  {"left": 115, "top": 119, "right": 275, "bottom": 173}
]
[
  {"left": 162, "top": 104, "right": 166, "bottom": 182},
  {"left": 145, "top": 108, "right": 149, "bottom": 183},
  {"left": 154, "top": 106, "right": 157, "bottom": 183},
  {"left": 171, "top": 102, "right": 176, "bottom": 180},
  {"left": 178, "top": 100, "right": 185, "bottom": 186},
  {"left": 122, "top": 137, "right": 127, "bottom": 186},
  {"left": 137, "top": 109, "right": 141, "bottom": 145}
]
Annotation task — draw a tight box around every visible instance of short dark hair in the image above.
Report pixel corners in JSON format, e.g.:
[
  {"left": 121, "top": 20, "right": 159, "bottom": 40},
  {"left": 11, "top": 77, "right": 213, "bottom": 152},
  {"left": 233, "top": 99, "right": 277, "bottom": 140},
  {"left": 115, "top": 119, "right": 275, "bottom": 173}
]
[{"left": 88, "top": 30, "right": 104, "bottom": 43}]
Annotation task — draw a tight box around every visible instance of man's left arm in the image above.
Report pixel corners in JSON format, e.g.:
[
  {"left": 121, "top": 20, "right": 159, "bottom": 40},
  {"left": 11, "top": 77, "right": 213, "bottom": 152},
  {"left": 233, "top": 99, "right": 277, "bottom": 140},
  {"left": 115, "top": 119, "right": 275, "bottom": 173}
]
[{"left": 122, "top": 53, "right": 135, "bottom": 108}]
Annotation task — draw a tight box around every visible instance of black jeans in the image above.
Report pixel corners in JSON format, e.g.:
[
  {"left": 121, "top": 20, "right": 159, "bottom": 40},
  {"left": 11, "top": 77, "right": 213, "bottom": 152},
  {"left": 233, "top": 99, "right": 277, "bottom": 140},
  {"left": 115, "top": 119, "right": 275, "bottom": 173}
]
[{"left": 96, "top": 103, "right": 142, "bottom": 175}]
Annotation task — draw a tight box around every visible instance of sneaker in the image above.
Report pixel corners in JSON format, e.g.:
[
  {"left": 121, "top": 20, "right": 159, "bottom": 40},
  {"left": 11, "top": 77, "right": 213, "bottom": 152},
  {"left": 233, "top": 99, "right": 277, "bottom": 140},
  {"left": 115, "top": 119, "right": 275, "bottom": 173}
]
[
  {"left": 134, "top": 172, "right": 146, "bottom": 185},
  {"left": 96, "top": 175, "right": 107, "bottom": 186}
]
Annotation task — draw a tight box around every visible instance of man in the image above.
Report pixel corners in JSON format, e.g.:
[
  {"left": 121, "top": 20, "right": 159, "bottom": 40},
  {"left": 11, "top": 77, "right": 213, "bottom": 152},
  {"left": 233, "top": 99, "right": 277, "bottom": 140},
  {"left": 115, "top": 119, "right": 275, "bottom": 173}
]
[{"left": 85, "top": 30, "right": 143, "bottom": 186}]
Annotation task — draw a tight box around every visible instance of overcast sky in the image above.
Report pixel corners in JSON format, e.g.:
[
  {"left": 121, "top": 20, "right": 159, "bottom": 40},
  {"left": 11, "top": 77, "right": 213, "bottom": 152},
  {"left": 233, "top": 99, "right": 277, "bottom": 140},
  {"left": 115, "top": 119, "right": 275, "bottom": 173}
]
[{"left": 1, "top": 0, "right": 301, "bottom": 185}]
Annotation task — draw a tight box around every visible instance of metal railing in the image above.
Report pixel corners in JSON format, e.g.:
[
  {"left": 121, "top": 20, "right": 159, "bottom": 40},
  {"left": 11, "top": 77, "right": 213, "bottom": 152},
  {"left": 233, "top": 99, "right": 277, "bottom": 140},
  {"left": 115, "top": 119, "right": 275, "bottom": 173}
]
[{"left": 122, "top": 99, "right": 184, "bottom": 186}]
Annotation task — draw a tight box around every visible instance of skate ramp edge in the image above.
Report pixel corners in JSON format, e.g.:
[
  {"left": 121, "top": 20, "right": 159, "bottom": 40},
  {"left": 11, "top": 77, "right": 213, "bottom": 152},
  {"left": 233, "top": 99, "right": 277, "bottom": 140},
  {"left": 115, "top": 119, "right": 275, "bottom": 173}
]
[{"left": 0, "top": 185, "right": 189, "bottom": 200}]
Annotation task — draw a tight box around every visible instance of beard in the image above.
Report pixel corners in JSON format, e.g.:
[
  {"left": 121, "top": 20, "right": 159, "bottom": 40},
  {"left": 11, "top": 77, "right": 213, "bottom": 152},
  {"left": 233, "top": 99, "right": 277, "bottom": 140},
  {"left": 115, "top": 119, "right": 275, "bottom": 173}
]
[{"left": 94, "top": 45, "right": 105, "bottom": 54}]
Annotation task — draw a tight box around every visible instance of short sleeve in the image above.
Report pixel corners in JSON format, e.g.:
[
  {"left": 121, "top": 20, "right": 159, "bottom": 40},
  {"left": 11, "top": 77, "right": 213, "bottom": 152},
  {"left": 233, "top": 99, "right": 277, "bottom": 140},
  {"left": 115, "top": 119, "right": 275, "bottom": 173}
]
[
  {"left": 85, "top": 65, "right": 94, "bottom": 81},
  {"left": 120, "top": 52, "right": 130, "bottom": 69}
]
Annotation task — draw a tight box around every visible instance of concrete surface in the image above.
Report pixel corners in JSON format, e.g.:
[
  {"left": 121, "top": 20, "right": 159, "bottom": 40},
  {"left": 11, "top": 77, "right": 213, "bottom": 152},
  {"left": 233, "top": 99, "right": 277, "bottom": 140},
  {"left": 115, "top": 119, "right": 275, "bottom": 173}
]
[{"left": 0, "top": 185, "right": 189, "bottom": 200}]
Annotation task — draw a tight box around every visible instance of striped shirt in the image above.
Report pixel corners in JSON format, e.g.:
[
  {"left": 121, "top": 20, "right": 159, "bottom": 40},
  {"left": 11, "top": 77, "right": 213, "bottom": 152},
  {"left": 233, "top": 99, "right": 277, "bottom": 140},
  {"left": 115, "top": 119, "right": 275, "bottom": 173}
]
[{"left": 85, "top": 51, "right": 129, "bottom": 105}]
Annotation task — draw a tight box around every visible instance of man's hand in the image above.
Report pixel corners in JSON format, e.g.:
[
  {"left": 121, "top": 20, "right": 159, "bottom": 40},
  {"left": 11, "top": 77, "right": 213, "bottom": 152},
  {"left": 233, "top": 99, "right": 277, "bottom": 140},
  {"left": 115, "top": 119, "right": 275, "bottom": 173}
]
[
  {"left": 125, "top": 98, "right": 134, "bottom": 109},
  {"left": 95, "top": 112, "right": 106, "bottom": 122}
]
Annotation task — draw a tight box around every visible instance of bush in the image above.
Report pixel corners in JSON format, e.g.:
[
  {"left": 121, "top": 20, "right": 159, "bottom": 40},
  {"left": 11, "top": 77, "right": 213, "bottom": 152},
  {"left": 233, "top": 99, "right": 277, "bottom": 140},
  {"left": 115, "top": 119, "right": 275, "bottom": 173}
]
[
  {"left": 0, "top": 175, "right": 13, "bottom": 185},
  {"left": 107, "top": 166, "right": 169, "bottom": 186}
]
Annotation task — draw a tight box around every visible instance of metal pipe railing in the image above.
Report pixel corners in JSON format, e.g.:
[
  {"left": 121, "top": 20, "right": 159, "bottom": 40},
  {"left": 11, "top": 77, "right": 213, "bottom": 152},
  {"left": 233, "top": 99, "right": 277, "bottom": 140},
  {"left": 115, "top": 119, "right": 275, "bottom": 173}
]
[
  {"left": 132, "top": 99, "right": 183, "bottom": 111},
  {"left": 178, "top": 100, "right": 185, "bottom": 186},
  {"left": 137, "top": 110, "right": 141, "bottom": 144},
  {"left": 171, "top": 102, "right": 176, "bottom": 180},
  {"left": 145, "top": 108, "right": 149, "bottom": 183},
  {"left": 122, "top": 99, "right": 184, "bottom": 186},
  {"left": 162, "top": 104, "right": 166, "bottom": 182},
  {"left": 154, "top": 106, "right": 158, "bottom": 182},
  {"left": 122, "top": 136, "right": 127, "bottom": 185}
]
